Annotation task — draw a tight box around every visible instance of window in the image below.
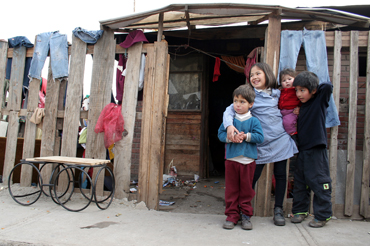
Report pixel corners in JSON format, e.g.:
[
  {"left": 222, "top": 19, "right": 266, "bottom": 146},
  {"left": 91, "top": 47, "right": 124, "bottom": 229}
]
[{"left": 168, "top": 54, "right": 203, "bottom": 110}]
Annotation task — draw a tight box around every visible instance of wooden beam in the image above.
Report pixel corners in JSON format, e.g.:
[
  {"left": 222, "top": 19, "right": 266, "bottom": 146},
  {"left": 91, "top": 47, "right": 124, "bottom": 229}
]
[
  {"left": 254, "top": 163, "right": 273, "bottom": 216},
  {"left": 85, "top": 26, "right": 116, "bottom": 196},
  {"left": 0, "top": 41, "right": 7, "bottom": 119},
  {"left": 344, "top": 31, "right": 359, "bottom": 217},
  {"left": 114, "top": 42, "right": 143, "bottom": 198},
  {"left": 157, "top": 12, "right": 164, "bottom": 42},
  {"left": 264, "top": 13, "right": 281, "bottom": 76},
  {"left": 330, "top": 30, "right": 341, "bottom": 215},
  {"left": 360, "top": 31, "right": 370, "bottom": 219}
]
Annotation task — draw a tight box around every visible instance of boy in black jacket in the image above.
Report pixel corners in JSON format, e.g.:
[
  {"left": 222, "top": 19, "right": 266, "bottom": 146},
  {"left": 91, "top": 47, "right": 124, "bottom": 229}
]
[{"left": 290, "top": 71, "right": 333, "bottom": 228}]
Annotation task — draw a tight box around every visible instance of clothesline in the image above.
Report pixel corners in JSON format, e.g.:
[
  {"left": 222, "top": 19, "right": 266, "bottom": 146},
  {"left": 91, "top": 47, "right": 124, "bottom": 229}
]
[{"left": 169, "top": 45, "right": 246, "bottom": 70}]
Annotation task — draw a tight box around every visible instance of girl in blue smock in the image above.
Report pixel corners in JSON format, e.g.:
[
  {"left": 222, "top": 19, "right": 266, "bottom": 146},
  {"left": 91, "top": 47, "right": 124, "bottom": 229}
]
[{"left": 223, "top": 63, "right": 298, "bottom": 226}]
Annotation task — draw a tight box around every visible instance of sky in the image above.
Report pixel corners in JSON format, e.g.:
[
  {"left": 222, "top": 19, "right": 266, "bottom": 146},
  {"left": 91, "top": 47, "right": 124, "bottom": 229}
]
[{"left": 1, "top": 0, "right": 369, "bottom": 96}]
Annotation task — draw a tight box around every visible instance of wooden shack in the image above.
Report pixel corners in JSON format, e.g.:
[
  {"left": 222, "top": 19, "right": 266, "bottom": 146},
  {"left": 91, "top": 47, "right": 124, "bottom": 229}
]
[{"left": 1, "top": 3, "right": 370, "bottom": 219}]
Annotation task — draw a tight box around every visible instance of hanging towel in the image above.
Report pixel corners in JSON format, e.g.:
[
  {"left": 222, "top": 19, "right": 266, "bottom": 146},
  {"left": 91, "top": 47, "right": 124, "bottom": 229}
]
[
  {"left": 213, "top": 57, "right": 221, "bottom": 82},
  {"left": 94, "top": 103, "right": 124, "bottom": 149},
  {"left": 30, "top": 108, "right": 45, "bottom": 130}
]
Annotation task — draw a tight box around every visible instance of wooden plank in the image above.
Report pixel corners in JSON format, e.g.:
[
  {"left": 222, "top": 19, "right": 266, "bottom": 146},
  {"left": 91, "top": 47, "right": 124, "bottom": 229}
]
[
  {"left": 325, "top": 31, "right": 369, "bottom": 47},
  {"left": 157, "top": 12, "right": 164, "bottom": 42},
  {"left": 360, "top": 31, "right": 370, "bottom": 219},
  {"left": 147, "top": 41, "right": 169, "bottom": 210},
  {"left": 344, "top": 31, "right": 359, "bottom": 217},
  {"left": 26, "top": 156, "right": 110, "bottom": 165},
  {"left": 7, "top": 46, "right": 26, "bottom": 111},
  {"left": 20, "top": 78, "right": 40, "bottom": 186},
  {"left": 138, "top": 45, "right": 155, "bottom": 203},
  {"left": 40, "top": 62, "right": 61, "bottom": 183},
  {"left": 2, "top": 112, "right": 19, "bottom": 184},
  {"left": 330, "top": 30, "right": 341, "bottom": 214},
  {"left": 61, "top": 35, "right": 86, "bottom": 157},
  {"left": 0, "top": 41, "right": 8, "bottom": 118},
  {"left": 85, "top": 26, "right": 116, "bottom": 196},
  {"left": 254, "top": 163, "right": 273, "bottom": 216},
  {"left": 264, "top": 14, "right": 281, "bottom": 76},
  {"left": 114, "top": 42, "right": 143, "bottom": 198}
]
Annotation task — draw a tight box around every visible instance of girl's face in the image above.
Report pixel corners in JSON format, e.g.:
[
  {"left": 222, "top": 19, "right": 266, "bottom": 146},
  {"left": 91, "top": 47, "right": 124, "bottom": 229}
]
[
  {"left": 281, "top": 75, "right": 295, "bottom": 89},
  {"left": 250, "top": 66, "right": 266, "bottom": 90}
]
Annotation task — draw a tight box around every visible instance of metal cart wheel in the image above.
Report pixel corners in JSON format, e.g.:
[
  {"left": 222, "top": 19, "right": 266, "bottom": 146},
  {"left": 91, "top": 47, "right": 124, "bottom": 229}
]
[
  {"left": 93, "top": 165, "right": 115, "bottom": 210},
  {"left": 8, "top": 162, "right": 43, "bottom": 206}
]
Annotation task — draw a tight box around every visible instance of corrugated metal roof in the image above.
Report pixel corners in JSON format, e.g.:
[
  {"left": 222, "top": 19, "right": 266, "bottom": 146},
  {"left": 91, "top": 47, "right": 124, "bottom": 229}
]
[{"left": 100, "top": 3, "right": 370, "bottom": 31}]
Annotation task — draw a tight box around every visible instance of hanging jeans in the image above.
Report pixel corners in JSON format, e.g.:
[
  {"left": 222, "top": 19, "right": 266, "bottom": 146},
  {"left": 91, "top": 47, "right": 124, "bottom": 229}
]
[
  {"left": 278, "top": 29, "right": 340, "bottom": 128},
  {"left": 28, "top": 31, "right": 69, "bottom": 80}
]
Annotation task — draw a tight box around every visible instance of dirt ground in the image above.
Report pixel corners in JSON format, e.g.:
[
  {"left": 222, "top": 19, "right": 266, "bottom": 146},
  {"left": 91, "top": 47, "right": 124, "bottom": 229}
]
[{"left": 158, "top": 176, "right": 226, "bottom": 215}]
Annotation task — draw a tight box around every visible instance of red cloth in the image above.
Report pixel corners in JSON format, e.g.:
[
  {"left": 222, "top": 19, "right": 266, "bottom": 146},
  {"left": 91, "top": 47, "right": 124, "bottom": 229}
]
[
  {"left": 278, "top": 87, "right": 301, "bottom": 110},
  {"left": 116, "top": 54, "right": 127, "bottom": 102},
  {"left": 119, "top": 30, "right": 148, "bottom": 48},
  {"left": 244, "top": 47, "right": 258, "bottom": 82},
  {"left": 224, "top": 160, "right": 256, "bottom": 224},
  {"left": 213, "top": 57, "right": 221, "bottom": 82},
  {"left": 94, "top": 103, "right": 124, "bottom": 149}
]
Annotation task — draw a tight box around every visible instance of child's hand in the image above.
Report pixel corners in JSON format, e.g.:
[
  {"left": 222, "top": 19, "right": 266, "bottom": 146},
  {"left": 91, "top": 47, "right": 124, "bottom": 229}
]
[
  {"left": 234, "top": 132, "right": 245, "bottom": 143},
  {"left": 293, "top": 107, "right": 300, "bottom": 115},
  {"left": 227, "top": 125, "right": 239, "bottom": 142}
]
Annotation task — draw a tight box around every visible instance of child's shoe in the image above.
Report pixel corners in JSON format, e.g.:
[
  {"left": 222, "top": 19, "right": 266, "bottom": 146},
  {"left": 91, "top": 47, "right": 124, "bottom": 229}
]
[
  {"left": 291, "top": 213, "right": 308, "bottom": 223},
  {"left": 241, "top": 214, "right": 253, "bottom": 230},
  {"left": 223, "top": 220, "right": 235, "bottom": 229},
  {"left": 308, "top": 218, "right": 327, "bottom": 228},
  {"left": 273, "top": 207, "right": 286, "bottom": 226}
]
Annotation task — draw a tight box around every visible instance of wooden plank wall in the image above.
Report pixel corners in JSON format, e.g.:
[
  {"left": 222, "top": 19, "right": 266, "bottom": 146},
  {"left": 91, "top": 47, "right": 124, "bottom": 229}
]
[
  {"left": 1, "top": 28, "right": 170, "bottom": 210},
  {"left": 164, "top": 112, "right": 201, "bottom": 176}
]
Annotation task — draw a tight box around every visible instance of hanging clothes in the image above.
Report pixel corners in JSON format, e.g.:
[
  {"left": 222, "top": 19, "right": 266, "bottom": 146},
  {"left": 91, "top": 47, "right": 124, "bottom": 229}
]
[
  {"left": 116, "top": 54, "right": 127, "bottom": 102},
  {"left": 94, "top": 103, "right": 124, "bottom": 149},
  {"left": 213, "top": 57, "right": 221, "bottom": 82},
  {"left": 278, "top": 29, "right": 340, "bottom": 128},
  {"left": 244, "top": 47, "right": 258, "bottom": 81},
  {"left": 221, "top": 55, "right": 245, "bottom": 73}
]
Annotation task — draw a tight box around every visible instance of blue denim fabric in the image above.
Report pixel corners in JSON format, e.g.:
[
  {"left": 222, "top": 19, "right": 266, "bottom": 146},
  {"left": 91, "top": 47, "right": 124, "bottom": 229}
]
[
  {"left": 28, "top": 31, "right": 69, "bottom": 80},
  {"left": 72, "top": 27, "right": 103, "bottom": 44},
  {"left": 8, "top": 36, "right": 34, "bottom": 48},
  {"left": 278, "top": 29, "right": 340, "bottom": 128}
]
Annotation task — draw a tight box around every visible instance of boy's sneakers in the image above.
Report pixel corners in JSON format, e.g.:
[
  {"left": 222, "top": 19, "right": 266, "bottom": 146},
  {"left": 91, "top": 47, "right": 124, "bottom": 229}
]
[
  {"left": 223, "top": 220, "right": 235, "bottom": 230},
  {"left": 273, "top": 207, "right": 286, "bottom": 226},
  {"left": 308, "top": 218, "right": 328, "bottom": 228},
  {"left": 241, "top": 214, "right": 253, "bottom": 230},
  {"left": 291, "top": 213, "right": 308, "bottom": 223}
]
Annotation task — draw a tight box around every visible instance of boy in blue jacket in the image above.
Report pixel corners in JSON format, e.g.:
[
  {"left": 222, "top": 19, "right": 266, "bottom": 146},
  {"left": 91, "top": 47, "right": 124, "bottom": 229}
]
[
  {"left": 291, "top": 71, "right": 333, "bottom": 228},
  {"left": 218, "top": 84, "right": 264, "bottom": 230}
]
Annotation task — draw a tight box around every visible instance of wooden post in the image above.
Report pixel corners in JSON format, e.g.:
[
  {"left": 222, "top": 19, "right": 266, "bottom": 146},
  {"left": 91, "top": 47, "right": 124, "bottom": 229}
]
[
  {"left": 114, "top": 42, "right": 143, "bottom": 198},
  {"left": 0, "top": 41, "right": 8, "bottom": 118},
  {"left": 330, "top": 31, "right": 341, "bottom": 214},
  {"left": 2, "top": 46, "right": 26, "bottom": 185},
  {"left": 157, "top": 13, "right": 164, "bottom": 42},
  {"left": 254, "top": 163, "right": 273, "bottom": 216},
  {"left": 61, "top": 35, "right": 86, "bottom": 157},
  {"left": 138, "top": 41, "right": 169, "bottom": 209},
  {"left": 264, "top": 12, "right": 281, "bottom": 76},
  {"left": 40, "top": 61, "right": 61, "bottom": 183},
  {"left": 345, "top": 31, "right": 359, "bottom": 217},
  {"left": 85, "top": 26, "right": 116, "bottom": 196},
  {"left": 360, "top": 31, "right": 370, "bottom": 218}
]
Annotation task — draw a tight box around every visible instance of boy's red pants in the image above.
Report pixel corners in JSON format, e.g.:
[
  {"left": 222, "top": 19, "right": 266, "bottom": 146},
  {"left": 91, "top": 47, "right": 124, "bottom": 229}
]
[{"left": 224, "top": 160, "right": 256, "bottom": 224}]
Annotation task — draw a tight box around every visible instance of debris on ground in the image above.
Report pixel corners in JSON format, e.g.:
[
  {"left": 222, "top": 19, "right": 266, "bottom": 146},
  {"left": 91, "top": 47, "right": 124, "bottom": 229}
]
[{"left": 159, "top": 200, "right": 175, "bottom": 206}]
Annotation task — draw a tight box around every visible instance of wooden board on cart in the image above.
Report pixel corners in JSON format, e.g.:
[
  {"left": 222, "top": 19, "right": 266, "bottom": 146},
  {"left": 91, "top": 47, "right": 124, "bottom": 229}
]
[{"left": 25, "top": 156, "right": 111, "bottom": 166}]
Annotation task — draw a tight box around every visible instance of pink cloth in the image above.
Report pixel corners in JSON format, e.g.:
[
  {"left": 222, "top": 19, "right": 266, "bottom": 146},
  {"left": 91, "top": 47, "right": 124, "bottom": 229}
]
[
  {"left": 244, "top": 48, "right": 258, "bottom": 82},
  {"left": 38, "top": 77, "right": 47, "bottom": 108},
  {"left": 94, "top": 103, "right": 124, "bottom": 149}
]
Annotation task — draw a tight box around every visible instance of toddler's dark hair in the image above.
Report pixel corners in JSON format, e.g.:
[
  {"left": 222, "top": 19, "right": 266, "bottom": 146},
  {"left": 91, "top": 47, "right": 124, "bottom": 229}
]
[
  {"left": 233, "top": 84, "right": 256, "bottom": 103},
  {"left": 293, "top": 71, "right": 319, "bottom": 93},
  {"left": 249, "top": 63, "right": 277, "bottom": 89},
  {"left": 279, "top": 68, "right": 297, "bottom": 84}
]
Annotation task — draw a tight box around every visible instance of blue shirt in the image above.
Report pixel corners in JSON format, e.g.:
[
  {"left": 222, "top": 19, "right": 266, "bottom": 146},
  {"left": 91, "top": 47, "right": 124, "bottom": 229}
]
[
  {"left": 223, "top": 88, "right": 298, "bottom": 164},
  {"left": 218, "top": 113, "right": 264, "bottom": 160}
]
